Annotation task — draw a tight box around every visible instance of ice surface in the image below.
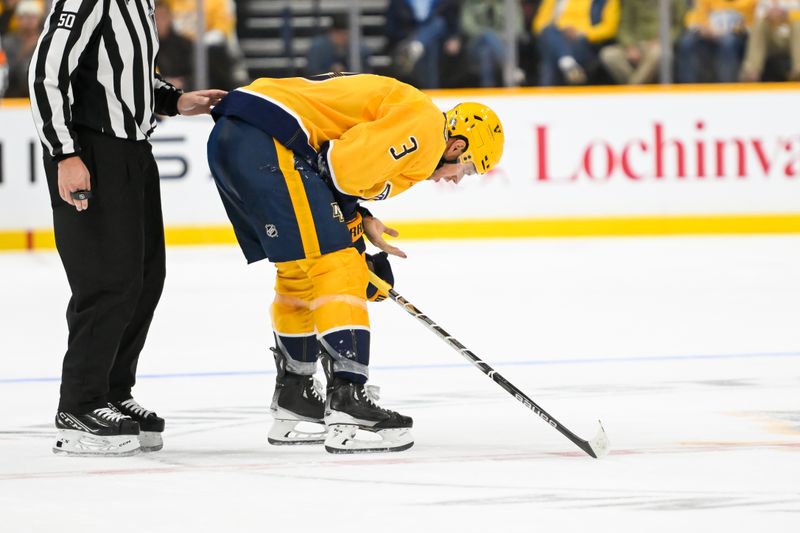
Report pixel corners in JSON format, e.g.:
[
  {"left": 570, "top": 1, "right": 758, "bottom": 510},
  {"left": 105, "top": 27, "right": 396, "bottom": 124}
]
[{"left": 1, "top": 237, "right": 798, "bottom": 532}]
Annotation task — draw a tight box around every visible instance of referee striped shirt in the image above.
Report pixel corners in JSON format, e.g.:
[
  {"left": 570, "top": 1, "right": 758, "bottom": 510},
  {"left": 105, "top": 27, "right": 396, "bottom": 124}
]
[{"left": 29, "top": 0, "right": 183, "bottom": 160}]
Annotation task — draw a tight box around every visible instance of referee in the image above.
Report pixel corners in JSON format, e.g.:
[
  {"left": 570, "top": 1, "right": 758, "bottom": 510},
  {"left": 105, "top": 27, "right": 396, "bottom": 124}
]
[{"left": 29, "top": 0, "right": 226, "bottom": 456}]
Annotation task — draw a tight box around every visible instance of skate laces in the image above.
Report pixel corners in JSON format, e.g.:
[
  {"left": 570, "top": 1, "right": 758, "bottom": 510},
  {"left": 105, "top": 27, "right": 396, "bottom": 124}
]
[
  {"left": 362, "top": 385, "right": 399, "bottom": 415},
  {"left": 93, "top": 407, "right": 129, "bottom": 423},
  {"left": 119, "top": 398, "right": 154, "bottom": 418},
  {"left": 364, "top": 385, "right": 381, "bottom": 406},
  {"left": 311, "top": 377, "right": 324, "bottom": 401}
]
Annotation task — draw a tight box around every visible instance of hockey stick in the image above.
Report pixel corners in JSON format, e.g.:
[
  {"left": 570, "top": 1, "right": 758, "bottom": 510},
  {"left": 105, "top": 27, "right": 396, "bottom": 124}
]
[{"left": 369, "top": 271, "right": 610, "bottom": 459}]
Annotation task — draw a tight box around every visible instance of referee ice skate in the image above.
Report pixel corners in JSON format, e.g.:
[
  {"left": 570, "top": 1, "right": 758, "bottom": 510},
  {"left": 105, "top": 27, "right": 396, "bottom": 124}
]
[
  {"left": 207, "top": 73, "right": 504, "bottom": 453},
  {"left": 29, "top": 0, "right": 226, "bottom": 456}
]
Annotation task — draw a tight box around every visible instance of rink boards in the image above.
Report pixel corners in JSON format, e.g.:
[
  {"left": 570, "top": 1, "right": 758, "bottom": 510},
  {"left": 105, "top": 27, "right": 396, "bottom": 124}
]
[{"left": 1, "top": 84, "right": 800, "bottom": 250}]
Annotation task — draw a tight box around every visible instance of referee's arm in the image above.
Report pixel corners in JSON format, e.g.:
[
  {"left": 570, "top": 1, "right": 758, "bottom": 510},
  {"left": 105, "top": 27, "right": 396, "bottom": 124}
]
[
  {"left": 153, "top": 72, "right": 183, "bottom": 117},
  {"left": 151, "top": 74, "right": 228, "bottom": 123},
  {"left": 29, "top": 0, "right": 104, "bottom": 161}
]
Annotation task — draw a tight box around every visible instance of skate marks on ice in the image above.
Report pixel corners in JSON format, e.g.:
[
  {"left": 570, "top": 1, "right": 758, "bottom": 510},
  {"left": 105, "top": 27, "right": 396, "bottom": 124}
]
[
  {"left": 0, "top": 423, "right": 59, "bottom": 440},
  {"left": 2, "top": 393, "right": 799, "bottom": 482},
  {"left": 728, "top": 410, "right": 800, "bottom": 436},
  {"left": 3, "top": 439, "right": 799, "bottom": 517},
  {"left": 423, "top": 487, "right": 800, "bottom": 512},
  {"left": 0, "top": 379, "right": 798, "bottom": 522},
  {"left": 2, "top": 437, "right": 799, "bottom": 483}
]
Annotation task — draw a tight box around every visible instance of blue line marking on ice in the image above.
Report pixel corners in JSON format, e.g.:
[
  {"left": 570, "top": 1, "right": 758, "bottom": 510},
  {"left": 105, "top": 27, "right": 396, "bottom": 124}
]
[{"left": 2, "top": 350, "right": 799, "bottom": 384}]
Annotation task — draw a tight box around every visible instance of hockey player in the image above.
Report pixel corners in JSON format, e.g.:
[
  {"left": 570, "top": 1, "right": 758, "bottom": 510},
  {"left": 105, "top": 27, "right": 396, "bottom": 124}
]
[{"left": 207, "top": 73, "right": 504, "bottom": 453}]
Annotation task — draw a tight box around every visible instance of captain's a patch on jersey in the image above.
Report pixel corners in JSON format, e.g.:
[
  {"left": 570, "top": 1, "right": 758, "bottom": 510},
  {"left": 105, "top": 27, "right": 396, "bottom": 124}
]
[{"left": 56, "top": 12, "right": 77, "bottom": 30}]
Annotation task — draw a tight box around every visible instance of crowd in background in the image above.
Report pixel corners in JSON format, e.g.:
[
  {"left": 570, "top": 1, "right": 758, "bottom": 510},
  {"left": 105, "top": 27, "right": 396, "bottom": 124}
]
[
  {"left": 375, "top": 0, "right": 800, "bottom": 87},
  {"left": 0, "top": 0, "right": 247, "bottom": 98},
  {"left": 2, "top": 0, "right": 800, "bottom": 99}
]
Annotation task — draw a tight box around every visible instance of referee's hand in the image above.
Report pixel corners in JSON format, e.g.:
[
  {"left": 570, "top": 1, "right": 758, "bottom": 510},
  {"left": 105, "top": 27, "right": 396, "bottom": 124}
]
[
  {"left": 58, "top": 156, "right": 91, "bottom": 212},
  {"left": 177, "top": 90, "right": 228, "bottom": 116}
]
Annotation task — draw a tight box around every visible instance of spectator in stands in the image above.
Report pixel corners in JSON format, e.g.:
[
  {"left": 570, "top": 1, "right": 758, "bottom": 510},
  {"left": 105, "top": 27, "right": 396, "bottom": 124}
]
[
  {"left": 155, "top": 0, "right": 195, "bottom": 90},
  {"left": 385, "top": 0, "right": 460, "bottom": 89},
  {"left": 599, "top": 0, "right": 686, "bottom": 85},
  {"left": 459, "top": 0, "right": 525, "bottom": 87},
  {"left": 1, "top": 0, "right": 43, "bottom": 35},
  {"left": 740, "top": 0, "right": 800, "bottom": 80},
  {"left": 676, "top": 0, "right": 757, "bottom": 83},
  {"left": 0, "top": 0, "right": 19, "bottom": 36},
  {"left": 2, "top": 0, "right": 42, "bottom": 97},
  {"left": 164, "top": 0, "right": 248, "bottom": 89},
  {"left": 165, "top": 0, "right": 233, "bottom": 43},
  {"left": 533, "top": 0, "right": 621, "bottom": 86},
  {"left": 517, "top": 0, "right": 543, "bottom": 85},
  {"left": 0, "top": 35, "right": 7, "bottom": 98},
  {"left": 305, "top": 12, "right": 371, "bottom": 76}
]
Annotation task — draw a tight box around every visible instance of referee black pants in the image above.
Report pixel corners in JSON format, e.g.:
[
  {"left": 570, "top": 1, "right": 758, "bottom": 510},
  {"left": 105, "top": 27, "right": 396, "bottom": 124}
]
[{"left": 44, "top": 128, "right": 166, "bottom": 414}]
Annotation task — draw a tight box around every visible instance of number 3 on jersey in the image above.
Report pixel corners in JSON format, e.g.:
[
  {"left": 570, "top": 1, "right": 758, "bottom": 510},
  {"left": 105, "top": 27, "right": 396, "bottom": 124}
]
[{"left": 388, "top": 136, "right": 418, "bottom": 160}]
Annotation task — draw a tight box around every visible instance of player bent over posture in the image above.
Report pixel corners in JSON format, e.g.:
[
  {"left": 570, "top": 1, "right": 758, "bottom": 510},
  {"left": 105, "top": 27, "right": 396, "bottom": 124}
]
[{"left": 207, "top": 73, "right": 503, "bottom": 453}]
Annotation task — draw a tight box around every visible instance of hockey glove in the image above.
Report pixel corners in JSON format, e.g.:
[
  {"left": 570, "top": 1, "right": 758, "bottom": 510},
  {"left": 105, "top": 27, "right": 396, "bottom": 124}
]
[
  {"left": 347, "top": 211, "right": 366, "bottom": 254},
  {"left": 365, "top": 252, "right": 393, "bottom": 302}
]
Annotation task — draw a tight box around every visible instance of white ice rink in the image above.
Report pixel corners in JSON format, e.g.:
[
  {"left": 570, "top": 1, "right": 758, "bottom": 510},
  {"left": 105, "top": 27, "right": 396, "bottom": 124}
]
[{"left": 1, "top": 236, "right": 798, "bottom": 532}]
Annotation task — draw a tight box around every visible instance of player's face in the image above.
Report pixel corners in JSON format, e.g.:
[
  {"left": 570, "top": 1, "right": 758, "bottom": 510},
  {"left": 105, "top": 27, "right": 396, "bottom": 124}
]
[
  {"left": 428, "top": 136, "right": 475, "bottom": 183},
  {"left": 427, "top": 161, "right": 477, "bottom": 184}
]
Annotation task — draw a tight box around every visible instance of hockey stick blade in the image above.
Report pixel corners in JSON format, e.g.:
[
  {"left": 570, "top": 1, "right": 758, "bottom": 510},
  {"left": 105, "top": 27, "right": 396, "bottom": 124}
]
[
  {"left": 370, "top": 272, "right": 611, "bottom": 459},
  {"left": 587, "top": 421, "right": 610, "bottom": 458}
]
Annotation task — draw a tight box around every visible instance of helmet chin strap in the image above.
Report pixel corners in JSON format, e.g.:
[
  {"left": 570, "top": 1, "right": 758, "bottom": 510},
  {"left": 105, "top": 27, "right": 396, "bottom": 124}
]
[
  {"left": 434, "top": 152, "right": 458, "bottom": 170},
  {"left": 435, "top": 156, "right": 459, "bottom": 170}
]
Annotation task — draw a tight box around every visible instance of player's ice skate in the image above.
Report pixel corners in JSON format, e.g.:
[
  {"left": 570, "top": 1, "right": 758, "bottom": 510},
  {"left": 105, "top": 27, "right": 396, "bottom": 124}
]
[
  {"left": 268, "top": 347, "right": 327, "bottom": 445},
  {"left": 324, "top": 378, "right": 413, "bottom": 454},
  {"left": 53, "top": 407, "right": 140, "bottom": 456}
]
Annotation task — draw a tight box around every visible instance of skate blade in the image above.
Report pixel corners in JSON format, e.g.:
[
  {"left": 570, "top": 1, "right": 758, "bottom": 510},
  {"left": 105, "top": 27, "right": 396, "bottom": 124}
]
[
  {"left": 268, "top": 419, "right": 327, "bottom": 446},
  {"left": 53, "top": 430, "right": 141, "bottom": 457},
  {"left": 139, "top": 431, "right": 163, "bottom": 452},
  {"left": 324, "top": 425, "right": 414, "bottom": 454}
]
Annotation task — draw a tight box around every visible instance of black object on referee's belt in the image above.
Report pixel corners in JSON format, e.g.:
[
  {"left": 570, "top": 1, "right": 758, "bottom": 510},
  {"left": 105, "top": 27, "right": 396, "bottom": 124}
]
[{"left": 70, "top": 190, "right": 93, "bottom": 201}]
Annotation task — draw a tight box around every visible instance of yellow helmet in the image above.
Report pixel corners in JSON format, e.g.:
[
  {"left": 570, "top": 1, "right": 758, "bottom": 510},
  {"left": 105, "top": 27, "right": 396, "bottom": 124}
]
[{"left": 445, "top": 102, "right": 504, "bottom": 174}]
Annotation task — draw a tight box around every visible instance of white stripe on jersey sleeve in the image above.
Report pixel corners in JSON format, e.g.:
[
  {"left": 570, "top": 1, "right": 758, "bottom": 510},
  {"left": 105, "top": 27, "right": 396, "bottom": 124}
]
[{"left": 30, "top": 0, "right": 105, "bottom": 157}]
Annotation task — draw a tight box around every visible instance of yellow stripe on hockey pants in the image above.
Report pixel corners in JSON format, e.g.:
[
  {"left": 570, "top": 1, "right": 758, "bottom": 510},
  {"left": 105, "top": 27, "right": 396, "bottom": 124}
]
[{"left": 274, "top": 140, "right": 321, "bottom": 258}]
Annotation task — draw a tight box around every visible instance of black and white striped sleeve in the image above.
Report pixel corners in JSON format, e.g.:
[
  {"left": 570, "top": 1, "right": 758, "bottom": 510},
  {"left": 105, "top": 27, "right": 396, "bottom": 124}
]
[
  {"left": 28, "top": 0, "right": 104, "bottom": 161},
  {"left": 153, "top": 72, "right": 182, "bottom": 117}
]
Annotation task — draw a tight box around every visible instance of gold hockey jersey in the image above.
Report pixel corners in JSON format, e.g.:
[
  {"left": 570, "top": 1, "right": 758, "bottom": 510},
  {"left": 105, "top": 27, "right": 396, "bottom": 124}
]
[{"left": 211, "top": 74, "right": 447, "bottom": 201}]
